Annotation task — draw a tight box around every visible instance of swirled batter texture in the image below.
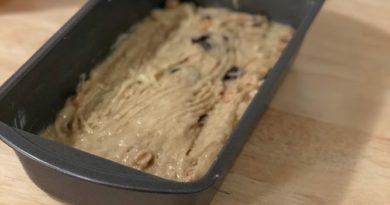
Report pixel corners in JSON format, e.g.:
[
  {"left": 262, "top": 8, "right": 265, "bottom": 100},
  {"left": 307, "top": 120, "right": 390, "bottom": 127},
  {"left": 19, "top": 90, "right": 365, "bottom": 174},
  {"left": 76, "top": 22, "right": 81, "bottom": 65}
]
[{"left": 43, "top": 4, "right": 293, "bottom": 182}]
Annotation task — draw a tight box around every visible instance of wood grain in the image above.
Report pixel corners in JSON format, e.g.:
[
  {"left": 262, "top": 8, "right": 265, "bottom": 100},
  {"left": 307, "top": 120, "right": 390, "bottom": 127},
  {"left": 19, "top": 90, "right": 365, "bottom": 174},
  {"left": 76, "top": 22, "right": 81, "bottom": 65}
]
[{"left": 1, "top": 0, "right": 390, "bottom": 204}]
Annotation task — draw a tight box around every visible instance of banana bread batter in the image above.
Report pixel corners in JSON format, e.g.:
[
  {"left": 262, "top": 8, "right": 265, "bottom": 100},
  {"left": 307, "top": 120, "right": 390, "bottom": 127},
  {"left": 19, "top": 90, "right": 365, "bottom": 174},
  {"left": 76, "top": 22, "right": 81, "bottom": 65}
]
[{"left": 43, "top": 3, "right": 293, "bottom": 182}]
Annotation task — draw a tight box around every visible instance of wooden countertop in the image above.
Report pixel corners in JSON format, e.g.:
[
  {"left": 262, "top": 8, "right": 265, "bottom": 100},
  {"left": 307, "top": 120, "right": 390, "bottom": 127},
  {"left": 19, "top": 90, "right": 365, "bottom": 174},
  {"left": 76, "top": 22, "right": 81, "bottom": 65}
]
[{"left": 1, "top": 0, "right": 389, "bottom": 204}]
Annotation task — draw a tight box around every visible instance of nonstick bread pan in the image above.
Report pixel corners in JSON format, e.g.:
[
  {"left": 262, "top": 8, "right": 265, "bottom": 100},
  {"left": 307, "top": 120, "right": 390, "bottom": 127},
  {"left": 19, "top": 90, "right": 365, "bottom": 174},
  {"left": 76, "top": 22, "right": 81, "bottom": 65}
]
[{"left": 0, "top": 0, "right": 323, "bottom": 204}]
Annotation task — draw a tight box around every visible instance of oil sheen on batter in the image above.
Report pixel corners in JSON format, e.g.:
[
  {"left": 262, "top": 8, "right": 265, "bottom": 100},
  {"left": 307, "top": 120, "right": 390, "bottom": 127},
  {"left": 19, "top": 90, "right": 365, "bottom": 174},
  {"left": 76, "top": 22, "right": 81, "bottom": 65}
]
[{"left": 43, "top": 4, "right": 293, "bottom": 182}]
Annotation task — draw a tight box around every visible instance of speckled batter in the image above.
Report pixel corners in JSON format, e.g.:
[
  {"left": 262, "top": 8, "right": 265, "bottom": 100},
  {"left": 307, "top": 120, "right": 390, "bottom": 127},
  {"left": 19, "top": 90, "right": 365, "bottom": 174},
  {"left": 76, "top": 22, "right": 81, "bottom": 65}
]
[{"left": 43, "top": 3, "right": 293, "bottom": 182}]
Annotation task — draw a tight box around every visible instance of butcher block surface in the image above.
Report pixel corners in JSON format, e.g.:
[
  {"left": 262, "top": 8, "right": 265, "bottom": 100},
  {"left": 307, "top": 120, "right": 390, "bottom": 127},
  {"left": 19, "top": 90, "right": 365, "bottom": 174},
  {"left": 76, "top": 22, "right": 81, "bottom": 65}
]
[{"left": 0, "top": 0, "right": 390, "bottom": 204}]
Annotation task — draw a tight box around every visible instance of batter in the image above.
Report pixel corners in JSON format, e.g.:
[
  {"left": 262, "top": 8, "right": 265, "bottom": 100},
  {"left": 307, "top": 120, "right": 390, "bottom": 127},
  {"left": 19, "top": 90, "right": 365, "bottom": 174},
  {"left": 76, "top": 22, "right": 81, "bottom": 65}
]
[{"left": 43, "top": 3, "right": 293, "bottom": 182}]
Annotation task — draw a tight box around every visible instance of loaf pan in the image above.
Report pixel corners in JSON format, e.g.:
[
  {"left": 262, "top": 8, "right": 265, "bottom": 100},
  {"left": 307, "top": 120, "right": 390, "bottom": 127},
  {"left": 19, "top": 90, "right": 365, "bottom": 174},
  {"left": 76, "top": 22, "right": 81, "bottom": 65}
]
[{"left": 0, "top": 0, "right": 323, "bottom": 204}]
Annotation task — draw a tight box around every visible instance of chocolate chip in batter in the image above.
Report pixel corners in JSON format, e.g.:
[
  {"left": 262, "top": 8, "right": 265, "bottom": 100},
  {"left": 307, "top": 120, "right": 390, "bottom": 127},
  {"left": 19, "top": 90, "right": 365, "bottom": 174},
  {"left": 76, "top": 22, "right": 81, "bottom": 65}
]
[
  {"left": 223, "top": 66, "right": 240, "bottom": 81},
  {"left": 169, "top": 67, "right": 181, "bottom": 74},
  {"left": 191, "top": 35, "right": 212, "bottom": 50},
  {"left": 198, "top": 114, "right": 208, "bottom": 126}
]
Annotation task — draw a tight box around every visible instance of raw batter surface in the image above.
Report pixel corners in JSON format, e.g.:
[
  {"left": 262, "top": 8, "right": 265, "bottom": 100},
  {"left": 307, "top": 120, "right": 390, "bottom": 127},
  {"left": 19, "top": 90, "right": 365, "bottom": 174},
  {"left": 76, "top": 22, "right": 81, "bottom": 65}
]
[{"left": 43, "top": 3, "right": 293, "bottom": 182}]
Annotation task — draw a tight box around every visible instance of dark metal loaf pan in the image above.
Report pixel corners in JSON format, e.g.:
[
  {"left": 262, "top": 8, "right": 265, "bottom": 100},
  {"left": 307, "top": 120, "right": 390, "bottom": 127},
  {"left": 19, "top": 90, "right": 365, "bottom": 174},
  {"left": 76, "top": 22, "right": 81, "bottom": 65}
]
[{"left": 0, "top": 0, "right": 323, "bottom": 204}]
